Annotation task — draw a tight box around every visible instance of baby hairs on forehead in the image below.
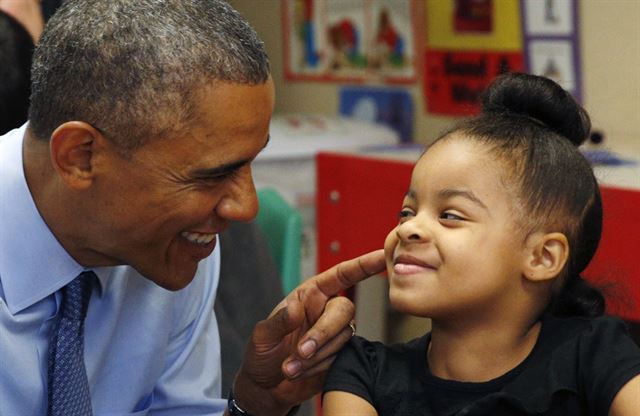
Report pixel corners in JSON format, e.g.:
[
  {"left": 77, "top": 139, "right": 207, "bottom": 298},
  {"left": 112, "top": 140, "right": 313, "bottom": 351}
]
[
  {"left": 433, "top": 73, "right": 604, "bottom": 318},
  {"left": 28, "top": 0, "right": 270, "bottom": 156}
]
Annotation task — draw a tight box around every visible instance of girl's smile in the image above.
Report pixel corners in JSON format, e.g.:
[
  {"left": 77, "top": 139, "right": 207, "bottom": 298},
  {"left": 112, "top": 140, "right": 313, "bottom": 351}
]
[{"left": 392, "top": 253, "right": 437, "bottom": 275}]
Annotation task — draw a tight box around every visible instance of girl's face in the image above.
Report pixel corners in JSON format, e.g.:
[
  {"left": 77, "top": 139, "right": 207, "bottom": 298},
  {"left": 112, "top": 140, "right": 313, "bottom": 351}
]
[{"left": 384, "top": 136, "right": 530, "bottom": 320}]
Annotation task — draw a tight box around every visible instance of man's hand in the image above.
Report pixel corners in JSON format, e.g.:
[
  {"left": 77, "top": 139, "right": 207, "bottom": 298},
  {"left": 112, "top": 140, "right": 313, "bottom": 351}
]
[{"left": 232, "top": 249, "right": 385, "bottom": 416}]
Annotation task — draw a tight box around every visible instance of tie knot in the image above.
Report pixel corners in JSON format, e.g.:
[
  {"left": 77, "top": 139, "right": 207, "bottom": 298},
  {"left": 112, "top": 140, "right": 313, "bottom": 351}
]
[{"left": 61, "top": 271, "right": 95, "bottom": 322}]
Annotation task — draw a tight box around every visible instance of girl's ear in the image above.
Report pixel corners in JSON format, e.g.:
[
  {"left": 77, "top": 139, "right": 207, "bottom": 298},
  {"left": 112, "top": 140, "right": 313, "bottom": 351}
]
[{"left": 523, "top": 232, "right": 569, "bottom": 283}]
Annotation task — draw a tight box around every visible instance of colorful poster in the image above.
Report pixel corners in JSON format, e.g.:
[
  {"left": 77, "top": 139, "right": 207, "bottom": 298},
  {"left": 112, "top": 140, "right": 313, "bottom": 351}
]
[
  {"left": 339, "top": 86, "right": 414, "bottom": 142},
  {"left": 285, "top": 0, "right": 323, "bottom": 77},
  {"left": 523, "top": 0, "right": 573, "bottom": 36},
  {"left": 282, "top": 0, "right": 418, "bottom": 83},
  {"left": 528, "top": 39, "right": 576, "bottom": 93},
  {"left": 368, "top": 0, "right": 416, "bottom": 80},
  {"left": 324, "top": 0, "right": 367, "bottom": 75},
  {"left": 454, "top": 0, "right": 493, "bottom": 33},
  {"left": 423, "top": 0, "right": 524, "bottom": 115},
  {"left": 426, "top": 0, "right": 522, "bottom": 51},
  {"left": 422, "top": 0, "right": 582, "bottom": 113},
  {"left": 521, "top": 0, "right": 582, "bottom": 101},
  {"left": 424, "top": 50, "right": 524, "bottom": 115}
]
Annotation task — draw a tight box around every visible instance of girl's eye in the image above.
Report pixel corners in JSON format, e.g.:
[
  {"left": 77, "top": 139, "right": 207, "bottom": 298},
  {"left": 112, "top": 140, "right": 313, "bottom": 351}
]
[
  {"left": 398, "top": 209, "right": 414, "bottom": 220},
  {"left": 439, "top": 211, "right": 464, "bottom": 221}
]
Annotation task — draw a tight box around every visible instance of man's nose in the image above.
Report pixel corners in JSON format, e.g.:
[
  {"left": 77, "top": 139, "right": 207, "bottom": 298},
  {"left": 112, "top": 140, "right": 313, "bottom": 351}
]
[{"left": 216, "top": 166, "right": 259, "bottom": 222}]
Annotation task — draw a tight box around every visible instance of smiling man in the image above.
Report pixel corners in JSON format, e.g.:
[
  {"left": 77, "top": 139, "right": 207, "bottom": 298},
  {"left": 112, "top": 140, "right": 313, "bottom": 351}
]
[{"left": 0, "top": 1, "right": 385, "bottom": 415}]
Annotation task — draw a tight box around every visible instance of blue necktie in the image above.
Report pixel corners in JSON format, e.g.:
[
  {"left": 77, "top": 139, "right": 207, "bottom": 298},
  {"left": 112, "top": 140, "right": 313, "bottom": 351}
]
[{"left": 47, "top": 271, "right": 94, "bottom": 416}]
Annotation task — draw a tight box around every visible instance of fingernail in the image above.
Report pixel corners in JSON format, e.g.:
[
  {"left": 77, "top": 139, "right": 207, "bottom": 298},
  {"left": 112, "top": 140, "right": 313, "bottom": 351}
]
[
  {"left": 285, "top": 360, "right": 302, "bottom": 377},
  {"left": 300, "top": 339, "right": 316, "bottom": 358}
]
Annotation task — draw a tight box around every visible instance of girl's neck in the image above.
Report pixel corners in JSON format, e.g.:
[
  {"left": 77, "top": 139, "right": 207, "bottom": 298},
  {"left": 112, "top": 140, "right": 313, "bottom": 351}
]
[{"left": 427, "top": 317, "right": 541, "bottom": 383}]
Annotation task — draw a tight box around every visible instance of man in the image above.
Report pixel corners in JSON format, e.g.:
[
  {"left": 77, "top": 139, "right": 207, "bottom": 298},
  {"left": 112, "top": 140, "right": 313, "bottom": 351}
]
[{"left": 0, "top": 1, "right": 385, "bottom": 415}]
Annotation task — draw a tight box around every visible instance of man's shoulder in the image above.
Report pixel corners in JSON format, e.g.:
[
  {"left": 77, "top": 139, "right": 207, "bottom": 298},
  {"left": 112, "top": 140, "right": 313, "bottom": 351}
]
[{"left": 0, "top": 123, "right": 27, "bottom": 145}]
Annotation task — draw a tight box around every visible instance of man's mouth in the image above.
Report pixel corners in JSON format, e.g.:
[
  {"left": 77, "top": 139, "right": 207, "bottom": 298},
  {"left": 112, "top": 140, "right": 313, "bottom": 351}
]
[{"left": 180, "top": 231, "right": 216, "bottom": 246}]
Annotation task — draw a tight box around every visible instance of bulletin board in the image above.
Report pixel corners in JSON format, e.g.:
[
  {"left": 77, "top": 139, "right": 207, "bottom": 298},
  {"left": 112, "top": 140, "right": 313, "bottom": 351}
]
[
  {"left": 423, "top": 0, "right": 525, "bottom": 116},
  {"left": 422, "top": 0, "right": 583, "bottom": 116},
  {"left": 282, "top": 0, "right": 419, "bottom": 83},
  {"left": 520, "top": 0, "right": 582, "bottom": 102}
]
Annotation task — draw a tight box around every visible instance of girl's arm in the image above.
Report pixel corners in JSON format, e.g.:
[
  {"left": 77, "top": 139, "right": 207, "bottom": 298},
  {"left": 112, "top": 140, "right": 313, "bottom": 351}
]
[
  {"left": 609, "top": 374, "right": 640, "bottom": 416},
  {"left": 323, "top": 391, "right": 378, "bottom": 416}
]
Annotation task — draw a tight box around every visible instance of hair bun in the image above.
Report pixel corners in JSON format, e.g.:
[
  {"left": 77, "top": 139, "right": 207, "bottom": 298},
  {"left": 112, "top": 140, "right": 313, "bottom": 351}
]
[{"left": 481, "top": 72, "right": 591, "bottom": 146}]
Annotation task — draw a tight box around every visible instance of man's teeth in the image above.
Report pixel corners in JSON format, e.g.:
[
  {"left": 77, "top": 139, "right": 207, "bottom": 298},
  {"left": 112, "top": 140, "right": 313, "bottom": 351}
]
[{"left": 181, "top": 231, "right": 215, "bottom": 245}]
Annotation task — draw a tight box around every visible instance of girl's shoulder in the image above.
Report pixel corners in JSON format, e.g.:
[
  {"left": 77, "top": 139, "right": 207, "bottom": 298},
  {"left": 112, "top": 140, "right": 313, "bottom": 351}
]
[
  {"left": 500, "top": 314, "right": 640, "bottom": 415},
  {"left": 338, "top": 334, "right": 430, "bottom": 369},
  {"left": 539, "top": 314, "right": 636, "bottom": 354},
  {"left": 324, "top": 334, "right": 431, "bottom": 413}
]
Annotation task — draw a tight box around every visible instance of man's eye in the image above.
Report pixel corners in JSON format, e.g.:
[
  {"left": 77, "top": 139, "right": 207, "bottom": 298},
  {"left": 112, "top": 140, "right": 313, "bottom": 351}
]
[
  {"left": 398, "top": 209, "right": 414, "bottom": 219},
  {"left": 440, "top": 211, "right": 463, "bottom": 221},
  {"left": 197, "top": 170, "right": 239, "bottom": 184}
]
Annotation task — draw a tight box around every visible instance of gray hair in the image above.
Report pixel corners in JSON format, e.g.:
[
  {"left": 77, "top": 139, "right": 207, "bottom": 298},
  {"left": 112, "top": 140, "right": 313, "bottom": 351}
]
[{"left": 29, "top": 0, "right": 270, "bottom": 152}]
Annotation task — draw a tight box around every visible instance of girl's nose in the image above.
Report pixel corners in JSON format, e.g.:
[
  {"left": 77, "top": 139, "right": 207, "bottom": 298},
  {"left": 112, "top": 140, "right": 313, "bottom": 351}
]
[{"left": 396, "top": 216, "right": 430, "bottom": 243}]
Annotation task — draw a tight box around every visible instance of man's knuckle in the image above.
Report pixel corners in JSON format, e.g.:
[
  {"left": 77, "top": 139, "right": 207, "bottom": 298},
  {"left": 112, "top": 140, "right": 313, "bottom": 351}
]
[
  {"left": 334, "top": 263, "right": 352, "bottom": 287},
  {"left": 315, "top": 325, "right": 330, "bottom": 340},
  {"left": 338, "top": 297, "right": 355, "bottom": 315},
  {"left": 327, "top": 295, "right": 354, "bottom": 314}
]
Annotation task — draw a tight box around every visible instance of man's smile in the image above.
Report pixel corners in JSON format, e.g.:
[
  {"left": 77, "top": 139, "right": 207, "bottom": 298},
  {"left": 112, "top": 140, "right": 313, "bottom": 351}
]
[{"left": 180, "top": 230, "right": 217, "bottom": 245}]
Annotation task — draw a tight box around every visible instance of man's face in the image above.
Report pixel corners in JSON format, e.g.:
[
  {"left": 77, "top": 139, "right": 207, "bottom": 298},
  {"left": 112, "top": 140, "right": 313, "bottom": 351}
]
[{"left": 86, "top": 79, "right": 275, "bottom": 290}]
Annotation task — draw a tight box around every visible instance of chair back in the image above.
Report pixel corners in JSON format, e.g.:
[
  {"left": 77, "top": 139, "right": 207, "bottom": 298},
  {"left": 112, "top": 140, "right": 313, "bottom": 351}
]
[{"left": 256, "top": 188, "right": 303, "bottom": 294}]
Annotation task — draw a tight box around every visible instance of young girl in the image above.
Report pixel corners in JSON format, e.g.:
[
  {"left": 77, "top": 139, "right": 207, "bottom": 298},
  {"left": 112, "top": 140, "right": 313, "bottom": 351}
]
[{"left": 322, "top": 73, "right": 640, "bottom": 416}]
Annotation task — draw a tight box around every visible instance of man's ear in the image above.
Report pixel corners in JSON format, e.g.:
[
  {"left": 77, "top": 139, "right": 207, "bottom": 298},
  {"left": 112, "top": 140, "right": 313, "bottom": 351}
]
[
  {"left": 523, "top": 232, "right": 569, "bottom": 283},
  {"left": 49, "top": 121, "right": 104, "bottom": 190}
]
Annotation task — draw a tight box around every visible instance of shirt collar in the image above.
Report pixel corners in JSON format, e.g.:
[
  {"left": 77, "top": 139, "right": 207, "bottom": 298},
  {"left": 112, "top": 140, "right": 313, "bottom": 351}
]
[{"left": 0, "top": 124, "right": 105, "bottom": 314}]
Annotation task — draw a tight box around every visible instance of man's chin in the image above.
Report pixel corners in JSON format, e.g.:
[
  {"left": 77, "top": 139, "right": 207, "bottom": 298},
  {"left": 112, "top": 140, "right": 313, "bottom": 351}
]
[
  {"left": 138, "top": 265, "right": 199, "bottom": 291},
  {"left": 156, "top": 276, "right": 195, "bottom": 291}
]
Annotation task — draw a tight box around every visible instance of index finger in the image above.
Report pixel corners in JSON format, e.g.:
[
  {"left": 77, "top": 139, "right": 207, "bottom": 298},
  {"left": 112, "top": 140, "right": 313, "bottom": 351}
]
[{"left": 309, "top": 249, "right": 386, "bottom": 297}]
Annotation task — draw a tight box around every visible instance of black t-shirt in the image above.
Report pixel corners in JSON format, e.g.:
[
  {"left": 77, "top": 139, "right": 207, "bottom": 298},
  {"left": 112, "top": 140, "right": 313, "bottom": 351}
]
[{"left": 324, "top": 315, "right": 640, "bottom": 416}]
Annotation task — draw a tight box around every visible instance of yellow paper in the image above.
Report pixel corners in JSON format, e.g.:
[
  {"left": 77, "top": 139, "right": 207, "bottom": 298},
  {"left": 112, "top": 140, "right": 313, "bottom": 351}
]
[{"left": 426, "top": 0, "right": 522, "bottom": 51}]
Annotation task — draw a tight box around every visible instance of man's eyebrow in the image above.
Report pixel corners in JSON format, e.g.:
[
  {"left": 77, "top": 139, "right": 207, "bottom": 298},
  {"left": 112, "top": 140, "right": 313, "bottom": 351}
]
[
  {"left": 190, "top": 134, "right": 270, "bottom": 179},
  {"left": 438, "top": 188, "right": 488, "bottom": 210}
]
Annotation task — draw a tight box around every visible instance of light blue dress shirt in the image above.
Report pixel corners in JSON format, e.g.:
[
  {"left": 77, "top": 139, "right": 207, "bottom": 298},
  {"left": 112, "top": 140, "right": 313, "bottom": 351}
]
[{"left": 0, "top": 124, "right": 227, "bottom": 415}]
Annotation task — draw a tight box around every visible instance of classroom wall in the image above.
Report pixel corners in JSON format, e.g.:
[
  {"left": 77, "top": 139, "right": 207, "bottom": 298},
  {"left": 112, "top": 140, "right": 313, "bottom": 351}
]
[{"left": 230, "top": 0, "right": 640, "bottom": 149}]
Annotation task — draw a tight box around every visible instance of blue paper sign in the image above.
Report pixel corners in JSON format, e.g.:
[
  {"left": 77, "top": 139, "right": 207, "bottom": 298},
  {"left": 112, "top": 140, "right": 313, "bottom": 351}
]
[{"left": 339, "top": 86, "right": 414, "bottom": 142}]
